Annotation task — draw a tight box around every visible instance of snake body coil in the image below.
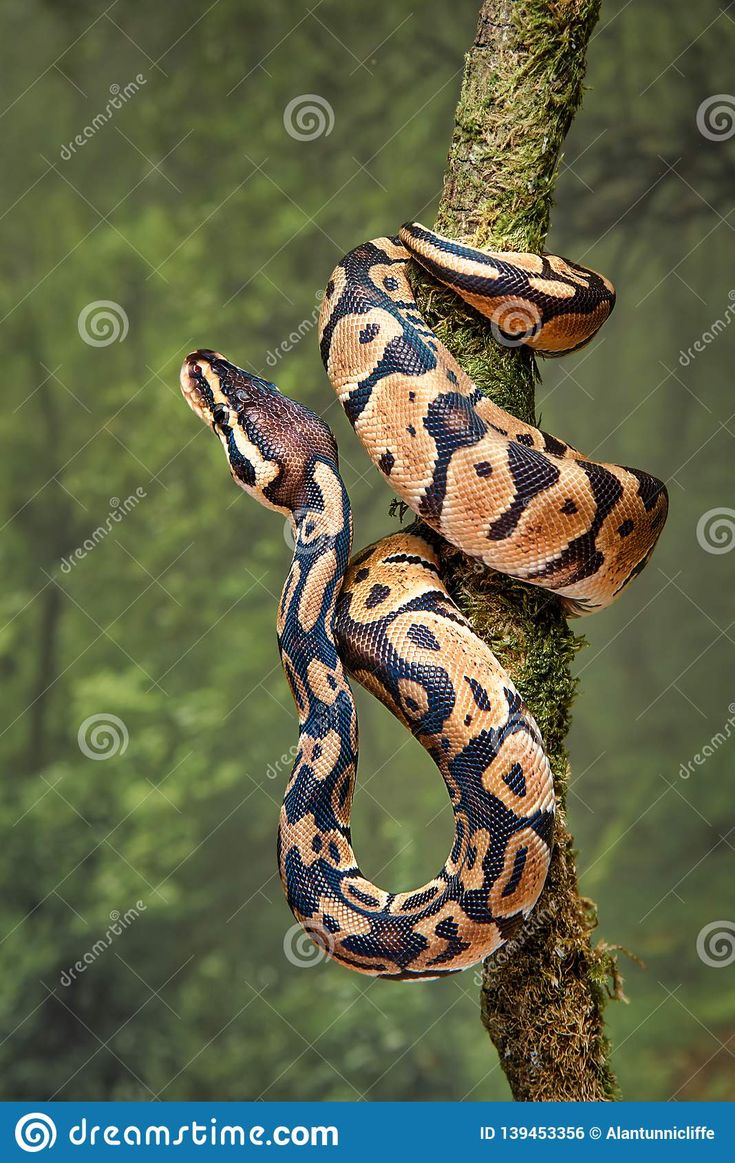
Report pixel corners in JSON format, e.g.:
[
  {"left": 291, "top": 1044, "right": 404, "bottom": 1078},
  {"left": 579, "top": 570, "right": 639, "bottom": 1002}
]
[{"left": 180, "top": 223, "right": 668, "bottom": 979}]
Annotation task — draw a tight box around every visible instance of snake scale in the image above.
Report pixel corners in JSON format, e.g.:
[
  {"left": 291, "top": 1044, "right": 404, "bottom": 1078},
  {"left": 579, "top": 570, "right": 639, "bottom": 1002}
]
[{"left": 179, "top": 223, "right": 668, "bottom": 980}]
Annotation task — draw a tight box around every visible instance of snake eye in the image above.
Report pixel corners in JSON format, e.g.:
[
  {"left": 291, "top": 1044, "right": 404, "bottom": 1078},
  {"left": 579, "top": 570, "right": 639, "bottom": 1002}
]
[{"left": 212, "top": 403, "right": 229, "bottom": 427}]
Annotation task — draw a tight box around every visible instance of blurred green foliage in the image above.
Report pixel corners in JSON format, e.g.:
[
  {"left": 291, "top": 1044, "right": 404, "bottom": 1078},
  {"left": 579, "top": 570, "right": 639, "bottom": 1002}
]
[{"left": 0, "top": 0, "right": 732, "bottom": 1101}]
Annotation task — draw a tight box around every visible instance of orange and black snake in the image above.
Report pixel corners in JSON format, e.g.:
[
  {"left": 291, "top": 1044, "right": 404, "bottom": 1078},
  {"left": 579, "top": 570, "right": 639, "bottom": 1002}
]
[{"left": 179, "top": 223, "right": 668, "bottom": 979}]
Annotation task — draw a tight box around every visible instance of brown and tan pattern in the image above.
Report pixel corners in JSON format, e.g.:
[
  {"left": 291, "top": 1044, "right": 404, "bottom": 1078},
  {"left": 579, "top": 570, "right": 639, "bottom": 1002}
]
[
  {"left": 319, "top": 226, "right": 667, "bottom": 615},
  {"left": 177, "top": 223, "right": 666, "bottom": 978}
]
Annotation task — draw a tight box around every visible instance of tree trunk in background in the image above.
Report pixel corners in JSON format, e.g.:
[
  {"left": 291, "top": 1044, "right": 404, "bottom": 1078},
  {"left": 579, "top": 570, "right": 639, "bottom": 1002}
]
[{"left": 411, "top": 0, "right": 621, "bottom": 1101}]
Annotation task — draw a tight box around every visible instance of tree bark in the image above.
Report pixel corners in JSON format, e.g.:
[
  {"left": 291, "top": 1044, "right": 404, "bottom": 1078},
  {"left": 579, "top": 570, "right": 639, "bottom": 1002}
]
[{"left": 411, "top": 0, "right": 622, "bottom": 1101}]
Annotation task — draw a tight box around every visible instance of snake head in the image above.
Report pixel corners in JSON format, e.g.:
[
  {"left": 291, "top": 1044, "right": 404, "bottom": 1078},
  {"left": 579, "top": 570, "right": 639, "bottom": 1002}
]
[{"left": 180, "top": 350, "right": 339, "bottom": 515}]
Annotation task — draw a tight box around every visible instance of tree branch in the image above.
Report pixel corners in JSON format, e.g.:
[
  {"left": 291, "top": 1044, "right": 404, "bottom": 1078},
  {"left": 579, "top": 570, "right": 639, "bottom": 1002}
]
[{"left": 411, "top": 0, "right": 622, "bottom": 1101}]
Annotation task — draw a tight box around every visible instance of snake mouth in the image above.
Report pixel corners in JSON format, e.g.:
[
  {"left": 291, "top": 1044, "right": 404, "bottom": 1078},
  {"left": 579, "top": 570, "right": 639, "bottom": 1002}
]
[{"left": 179, "top": 349, "right": 226, "bottom": 424}]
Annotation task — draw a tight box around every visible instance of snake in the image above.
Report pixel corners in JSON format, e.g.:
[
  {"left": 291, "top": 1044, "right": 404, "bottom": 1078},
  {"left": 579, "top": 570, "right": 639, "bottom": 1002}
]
[{"left": 179, "top": 223, "right": 668, "bottom": 980}]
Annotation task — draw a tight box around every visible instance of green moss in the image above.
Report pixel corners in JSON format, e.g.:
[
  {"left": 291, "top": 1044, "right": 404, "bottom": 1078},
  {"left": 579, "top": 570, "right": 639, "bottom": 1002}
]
[{"left": 409, "top": 0, "right": 621, "bottom": 1102}]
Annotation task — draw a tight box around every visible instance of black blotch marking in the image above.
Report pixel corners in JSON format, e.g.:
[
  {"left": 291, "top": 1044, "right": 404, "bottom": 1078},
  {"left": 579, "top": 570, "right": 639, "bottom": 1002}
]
[
  {"left": 624, "top": 467, "right": 668, "bottom": 512},
  {"left": 400, "top": 885, "right": 439, "bottom": 911},
  {"left": 408, "top": 391, "right": 416, "bottom": 401},
  {"left": 355, "top": 567, "right": 370, "bottom": 583},
  {"left": 378, "top": 449, "right": 395, "bottom": 475},
  {"left": 328, "top": 841, "right": 340, "bottom": 863},
  {"left": 284, "top": 847, "right": 319, "bottom": 917},
  {"left": 503, "top": 762, "right": 527, "bottom": 797},
  {"left": 383, "top": 276, "right": 399, "bottom": 291},
  {"left": 541, "top": 430, "right": 568, "bottom": 457},
  {"left": 526, "top": 460, "right": 624, "bottom": 586},
  {"left": 225, "top": 429, "right": 256, "bottom": 487},
  {"left": 618, "top": 518, "right": 634, "bottom": 537},
  {"left": 434, "top": 916, "right": 459, "bottom": 940},
  {"left": 407, "top": 624, "right": 441, "bottom": 651},
  {"left": 347, "top": 884, "right": 380, "bottom": 907},
  {"left": 322, "top": 913, "right": 340, "bottom": 934},
  {"left": 325, "top": 278, "right": 335, "bottom": 298},
  {"left": 465, "top": 675, "right": 492, "bottom": 711},
  {"left": 560, "top": 498, "right": 577, "bottom": 515},
  {"left": 366, "top": 582, "right": 391, "bottom": 608},
  {"left": 342, "top": 921, "right": 429, "bottom": 969},
  {"left": 359, "top": 322, "right": 380, "bottom": 344},
  {"left": 406, "top": 424, "right": 416, "bottom": 437},
  {"left": 475, "top": 461, "right": 493, "bottom": 478},
  {"left": 501, "top": 847, "right": 528, "bottom": 898},
  {"left": 530, "top": 808, "right": 554, "bottom": 848},
  {"left": 420, "top": 391, "right": 486, "bottom": 520},
  {"left": 312, "top": 835, "right": 323, "bottom": 852},
  {"left": 515, "top": 433, "right": 534, "bottom": 446},
  {"left": 383, "top": 553, "right": 440, "bottom": 575},
  {"left": 488, "top": 443, "right": 561, "bottom": 541},
  {"left": 447, "top": 369, "right": 458, "bottom": 385}
]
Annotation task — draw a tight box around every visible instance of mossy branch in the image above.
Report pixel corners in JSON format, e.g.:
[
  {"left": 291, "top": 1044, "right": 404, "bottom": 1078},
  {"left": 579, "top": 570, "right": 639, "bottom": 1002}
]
[{"left": 412, "top": 0, "right": 622, "bottom": 1101}]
